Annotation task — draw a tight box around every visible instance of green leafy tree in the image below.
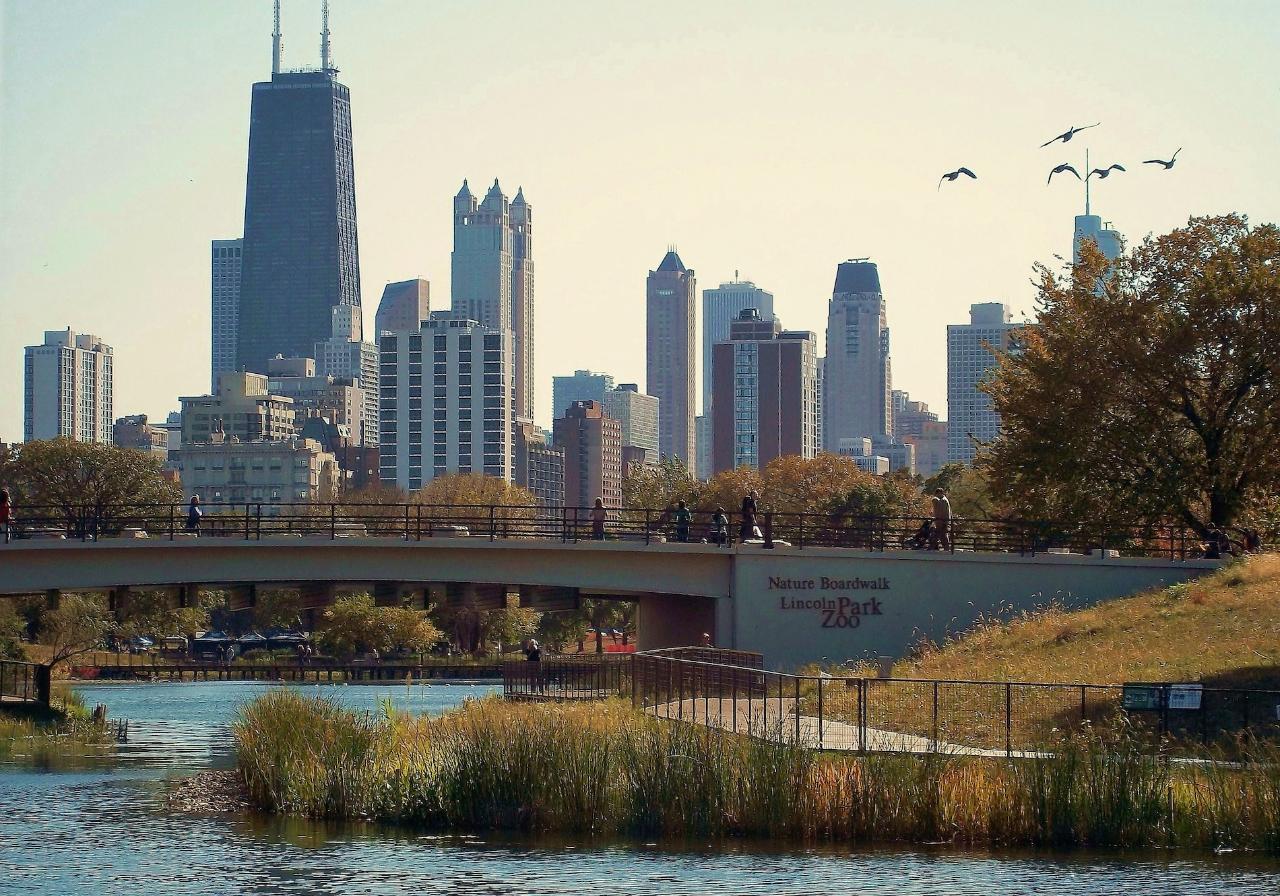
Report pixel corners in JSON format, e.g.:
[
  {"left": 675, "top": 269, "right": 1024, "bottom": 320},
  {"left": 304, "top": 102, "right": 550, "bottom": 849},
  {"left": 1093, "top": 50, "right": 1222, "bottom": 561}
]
[
  {"left": 984, "top": 214, "right": 1280, "bottom": 536},
  {"left": 0, "top": 601, "right": 25, "bottom": 660},
  {"left": 2, "top": 439, "right": 182, "bottom": 532},
  {"left": 314, "top": 594, "right": 442, "bottom": 660},
  {"left": 535, "top": 611, "right": 589, "bottom": 653},
  {"left": 41, "top": 594, "right": 114, "bottom": 665},
  {"left": 117, "top": 590, "right": 215, "bottom": 640},
  {"left": 623, "top": 456, "right": 698, "bottom": 509},
  {"left": 924, "top": 463, "right": 999, "bottom": 519}
]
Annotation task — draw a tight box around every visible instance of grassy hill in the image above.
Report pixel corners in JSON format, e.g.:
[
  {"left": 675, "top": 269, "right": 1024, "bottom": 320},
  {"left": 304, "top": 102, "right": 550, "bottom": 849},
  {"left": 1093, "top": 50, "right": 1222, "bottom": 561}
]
[{"left": 894, "top": 554, "right": 1280, "bottom": 688}]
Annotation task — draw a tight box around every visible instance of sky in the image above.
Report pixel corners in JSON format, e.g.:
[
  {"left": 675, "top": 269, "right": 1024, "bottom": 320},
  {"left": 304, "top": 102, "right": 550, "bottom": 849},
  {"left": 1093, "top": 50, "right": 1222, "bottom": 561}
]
[{"left": 2, "top": 0, "right": 1278, "bottom": 440}]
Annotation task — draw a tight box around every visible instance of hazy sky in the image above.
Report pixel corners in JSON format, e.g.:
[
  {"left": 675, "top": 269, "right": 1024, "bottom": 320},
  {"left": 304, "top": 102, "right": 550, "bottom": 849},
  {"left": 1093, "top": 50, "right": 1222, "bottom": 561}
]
[{"left": 2, "top": 0, "right": 1278, "bottom": 440}]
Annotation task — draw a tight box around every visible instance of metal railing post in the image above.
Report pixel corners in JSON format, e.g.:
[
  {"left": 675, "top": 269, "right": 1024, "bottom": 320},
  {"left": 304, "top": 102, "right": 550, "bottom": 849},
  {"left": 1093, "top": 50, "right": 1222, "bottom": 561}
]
[
  {"left": 330, "top": 503, "right": 336, "bottom": 540},
  {"left": 817, "top": 676, "right": 824, "bottom": 750},
  {"left": 244, "top": 504, "right": 250, "bottom": 540},
  {"left": 169, "top": 504, "right": 175, "bottom": 541},
  {"left": 1005, "top": 683, "right": 1013, "bottom": 757},
  {"left": 489, "top": 505, "right": 496, "bottom": 541},
  {"left": 932, "top": 681, "right": 939, "bottom": 749},
  {"left": 764, "top": 512, "right": 774, "bottom": 549},
  {"left": 256, "top": 503, "right": 262, "bottom": 540}
]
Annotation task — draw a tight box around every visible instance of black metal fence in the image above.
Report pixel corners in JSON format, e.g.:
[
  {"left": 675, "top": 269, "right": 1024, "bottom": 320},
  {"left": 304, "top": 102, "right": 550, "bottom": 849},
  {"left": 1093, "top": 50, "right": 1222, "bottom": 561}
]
[
  {"left": 4, "top": 502, "right": 1212, "bottom": 560},
  {"left": 503, "top": 650, "right": 1280, "bottom": 757},
  {"left": 0, "top": 660, "right": 50, "bottom": 706}
]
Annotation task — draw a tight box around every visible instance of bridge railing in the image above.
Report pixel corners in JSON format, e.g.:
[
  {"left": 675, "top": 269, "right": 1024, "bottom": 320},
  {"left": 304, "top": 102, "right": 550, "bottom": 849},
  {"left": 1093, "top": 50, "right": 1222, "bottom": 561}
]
[
  {"left": 503, "top": 655, "right": 631, "bottom": 701},
  {"left": 2, "top": 502, "right": 1212, "bottom": 559},
  {"left": 0, "top": 660, "right": 50, "bottom": 706}
]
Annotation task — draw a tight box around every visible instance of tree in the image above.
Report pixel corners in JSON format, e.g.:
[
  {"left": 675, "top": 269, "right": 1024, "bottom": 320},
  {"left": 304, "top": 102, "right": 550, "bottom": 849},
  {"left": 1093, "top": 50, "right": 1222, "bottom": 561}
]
[
  {"left": 0, "top": 600, "right": 25, "bottom": 660},
  {"left": 2, "top": 439, "right": 182, "bottom": 532},
  {"left": 623, "top": 456, "right": 698, "bottom": 510},
  {"left": 924, "top": 463, "right": 999, "bottom": 519},
  {"left": 412, "top": 474, "right": 538, "bottom": 532},
  {"left": 117, "top": 590, "right": 215, "bottom": 640},
  {"left": 41, "top": 594, "right": 113, "bottom": 665},
  {"left": 984, "top": 215, "right": 1280, "bottom": 536},
  {"left": 314, "top": 594, "right": 442, "bottom": 660}
]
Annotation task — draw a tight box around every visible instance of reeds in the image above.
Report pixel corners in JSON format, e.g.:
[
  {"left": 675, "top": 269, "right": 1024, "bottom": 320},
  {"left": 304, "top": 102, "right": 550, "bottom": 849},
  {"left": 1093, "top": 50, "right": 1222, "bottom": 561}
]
[{"left": 234, "top": 690, "right": 1280, "bottom": 852}]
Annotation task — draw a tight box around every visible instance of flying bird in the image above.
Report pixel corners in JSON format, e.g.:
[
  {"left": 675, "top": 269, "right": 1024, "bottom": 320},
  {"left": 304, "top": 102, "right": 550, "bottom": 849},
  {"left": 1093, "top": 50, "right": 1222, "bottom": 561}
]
[
  {"left": 937, "top": 167, "right": 977, "bottom": 190},
  {"left": 1046, "top": 163, "right": 1081, "bottom": 185},
  {"left": 1088, "top": 164, "right": 1126, "bottom": 179},
  {"left": 1143, "top": 148, "right": 1182, "bottom": 170},
  {"left": 1040, "top": 123, "right": 1100, "bottom": 148}
]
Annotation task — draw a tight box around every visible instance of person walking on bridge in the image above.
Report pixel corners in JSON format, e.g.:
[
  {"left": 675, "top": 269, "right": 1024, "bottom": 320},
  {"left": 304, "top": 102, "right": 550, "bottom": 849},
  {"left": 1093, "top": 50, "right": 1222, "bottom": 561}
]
[
  {"left": 928, "top": 488, "right": 952, "bottom": 551},
  {"left": 740, "top": 492, "right": 758, "bottom": 541},
  {"left": 185, "top": 495, "right": 202, "bottom": 537},
  {"left": 673, "top": 500, "right": 692, "bottom": 543},
  {"left": 591, "top": 497, "right": 607, "bottom": 541},
  {"left": 0, "top": 488, "right": 12, "bottom": 544}
]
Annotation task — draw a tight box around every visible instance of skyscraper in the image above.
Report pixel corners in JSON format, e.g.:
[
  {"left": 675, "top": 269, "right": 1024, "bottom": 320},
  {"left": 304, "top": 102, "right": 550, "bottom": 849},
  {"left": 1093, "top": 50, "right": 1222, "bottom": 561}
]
[
  {"left": 236, "top": 6, "right": 361, "bottom": 376},
  {"left": 1073, "top": 164, "right": 1123, "bottom": 266},
  {"left": 947, "top": 302, "right": 1020, "bottom": 465},
  {"left": 552, "top": 369, "right": 615, "bottom": 419},
  {"left": 701, "top": 277, "right": 774, "bottom": 415},
  {"left": 374, "top": 279, "right": 430, "bottom": 336},
  {"left": 451, "top": 179, "right": 535, "bottom": 420},
  {"left": 710, "top": 309, "right": 818, "bottom": 474},
  {"left": 822, "top": 260, "right": 892, "bottom": 451},
  {"left": 211, "top": 238, "right": 242, "bottom": 391},
  {"left": 553, "top": 400, "right": 622, "bottom": 510},
  {"left": 602, "top": 384, "right": 660, "bottom": 462},
  {"left": 646, "top": 250, "right": 696, "bottom": 466},
  {"left": 24, "top": 329, "right": 113, "bottom": 444}
]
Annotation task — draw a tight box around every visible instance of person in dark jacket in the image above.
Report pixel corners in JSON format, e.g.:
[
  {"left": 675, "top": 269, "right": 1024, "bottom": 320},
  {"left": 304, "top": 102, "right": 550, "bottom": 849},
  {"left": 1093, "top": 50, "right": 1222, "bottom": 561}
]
[
  {"left": 740, "top": 492, "right": 757, "bottom": 540},
  {"left": 185, "top": 495, "right": 202, "bottom": 536}
]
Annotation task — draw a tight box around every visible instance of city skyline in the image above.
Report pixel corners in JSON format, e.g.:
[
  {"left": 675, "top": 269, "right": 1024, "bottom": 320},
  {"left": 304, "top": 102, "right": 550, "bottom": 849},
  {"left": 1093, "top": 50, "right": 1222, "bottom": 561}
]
[{"left": 2, "top": 1, "right": 1279, "bottom": 440}]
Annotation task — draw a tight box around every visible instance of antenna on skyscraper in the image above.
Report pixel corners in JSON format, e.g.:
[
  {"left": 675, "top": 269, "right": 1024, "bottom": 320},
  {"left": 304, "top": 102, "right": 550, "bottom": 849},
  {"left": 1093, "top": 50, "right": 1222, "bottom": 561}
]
[
  {"left": 1084, "top": 147, "right": 1091, "bottom": 216},
  {"left": 272, "top": 0, "right": 283, "bottom": 75},
  {"left": 320, "top": 0, "right": 332, "bottom": 71}
]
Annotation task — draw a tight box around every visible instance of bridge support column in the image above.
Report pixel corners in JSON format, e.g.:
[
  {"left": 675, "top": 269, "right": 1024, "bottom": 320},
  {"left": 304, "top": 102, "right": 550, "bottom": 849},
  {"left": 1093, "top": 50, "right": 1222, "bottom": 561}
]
[
  {"left": 44, "top": 589, "right": 61, "bottom": 609},
  {"left": 108, "top": 586, "right": 131, "bottom": 613},
  {"left": 177, "top": 584, "right": 201, "bottom": 608},
  {"left": 373, "top": 583, "right": 422, "bottom": 608},
  {"left": 635, "top": 593, "right": 717, "bottom": 653},
  {"left": 227, "top": 584, "right": 258, "bottom": 612}
]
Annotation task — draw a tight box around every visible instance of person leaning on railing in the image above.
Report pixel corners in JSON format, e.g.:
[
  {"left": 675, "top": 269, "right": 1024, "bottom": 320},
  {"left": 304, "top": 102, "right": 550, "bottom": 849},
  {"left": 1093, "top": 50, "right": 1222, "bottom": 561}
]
[{"left": 0, "top": 488, "right": 12, "bottom": 544}]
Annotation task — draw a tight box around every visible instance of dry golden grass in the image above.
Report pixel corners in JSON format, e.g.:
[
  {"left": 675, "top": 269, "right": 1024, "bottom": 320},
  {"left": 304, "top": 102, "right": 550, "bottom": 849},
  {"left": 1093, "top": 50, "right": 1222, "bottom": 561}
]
[{"left": 897, "top": 554, "right": 1280, "bottom": 686}]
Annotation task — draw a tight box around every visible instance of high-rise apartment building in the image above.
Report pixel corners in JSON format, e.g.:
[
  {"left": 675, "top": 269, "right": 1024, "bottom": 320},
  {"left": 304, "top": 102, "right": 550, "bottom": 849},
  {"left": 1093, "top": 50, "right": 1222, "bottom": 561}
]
[
  {"left": 947, "top": 302, "right": 1020, "bottom": 465},
  {"left": 235, "top": 14, "right": 361, "bottom": 376},
  {"left": 553, "top": 400, "right": 622, "bottom": 509},
  {"left": 379, "top": 315, "right": 512, "bottom": 491},
  {"left": 710, "top": 309, "right": 818, "bottom": 475},
  {"left": 23, "top": 328, "right": 113, "bottom": 444},
  {"left": 313, "top": 306, "right": 378, "bottom": 447},
  {"left": 702, "top": 277, "right": 774, "bottom": 415},
  {"left": 646, "top": 250, "right": 696, "bottom": 466},
  {"left": 514, "top": 418, "right": 565, "bottom": 509},
  {"left": 266, "top": 355, "right": 368, "bottom": 446},
  {"left": 451, "top": 179, "right": 535, "bottom": 420},
  {"left": 179, "top": 371, "right": 296, "bottom": 446},
  {"left": 552, "top": 370, "right": 615, "bottom": 420},
  {"left": 113, "top": 414, "right": 169, "bottom": 461},
  {"left": 375, "top": 279, "right": 430, "bottom": 336},
  {"left": 602, "top": 384, "right": 660, "bottom": 463},
  {"left": 823, "top": 260, "right": 892, "bottom": 451},
  {"left": 211, "top": 238, "right": 243, "bottom": 390},
  {"left": 891, "top": 390, "right": 940, "bottom": 441}
]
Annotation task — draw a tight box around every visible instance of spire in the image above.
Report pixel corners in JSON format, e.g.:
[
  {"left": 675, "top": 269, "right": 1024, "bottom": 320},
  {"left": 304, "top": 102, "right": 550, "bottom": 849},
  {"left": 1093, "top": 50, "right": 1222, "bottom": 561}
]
[
  {"left": 320, "top": 0, "right": 332, "bottom": 72},
  {"left": 272, "top": 0, "right": 282, "bottom": 75},
  {"left": 512, "top": 186, "right": 527, "bottom": 205},
  {"left": 455, "top": 178, "right": 473, "bottom": 200},
  {"left": 656, "top": 249, "right": 686, "bottom": 273},
  {"left": 1084, "top": 147, "right": 1091, "bottom": 216}
]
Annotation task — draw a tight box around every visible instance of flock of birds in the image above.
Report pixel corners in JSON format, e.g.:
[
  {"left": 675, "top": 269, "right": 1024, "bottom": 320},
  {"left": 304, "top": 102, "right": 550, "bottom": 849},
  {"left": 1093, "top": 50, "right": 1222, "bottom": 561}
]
[{"left": 937, "top": 123, "right": 1182, "bottom": 190}]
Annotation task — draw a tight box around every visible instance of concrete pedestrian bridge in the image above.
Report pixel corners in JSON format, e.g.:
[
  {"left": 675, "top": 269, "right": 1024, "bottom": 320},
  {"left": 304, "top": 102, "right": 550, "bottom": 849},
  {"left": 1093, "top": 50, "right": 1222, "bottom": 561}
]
[{"left": 0, "top": 526, "right": 1219, "bottom": 668}]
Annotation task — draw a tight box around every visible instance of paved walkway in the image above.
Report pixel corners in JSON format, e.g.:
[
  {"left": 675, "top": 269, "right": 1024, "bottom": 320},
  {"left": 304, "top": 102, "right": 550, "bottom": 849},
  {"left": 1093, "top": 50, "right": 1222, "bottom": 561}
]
[{"left": 646, "top": 696, "right": 1041, "bottom": 758}]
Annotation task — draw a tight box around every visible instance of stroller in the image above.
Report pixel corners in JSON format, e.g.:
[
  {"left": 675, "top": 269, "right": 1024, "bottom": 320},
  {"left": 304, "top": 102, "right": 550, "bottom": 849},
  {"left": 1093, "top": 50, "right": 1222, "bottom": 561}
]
[{"left": 906, "top": 519, "right": 933, "bottom": 550}]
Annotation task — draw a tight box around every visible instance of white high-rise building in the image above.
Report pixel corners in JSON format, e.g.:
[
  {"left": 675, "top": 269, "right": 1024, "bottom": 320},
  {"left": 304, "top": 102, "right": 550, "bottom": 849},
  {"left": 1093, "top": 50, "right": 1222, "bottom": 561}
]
[
  {"left": 378, "top": 314, "right": 512, "bottom": 491},
  {"left": 314, "top": 306, "right": 379, "bottom": 447},
  {"left": 646, "top": 250, "right": 697, "bottom": 466},
  {"left": 822, "top": 260, "right": 892, "bottom": 451},
  {"left": 947, "top": 302, "right": 1020, "bottom": 465},
  {"left": 1073, "top": 178, "right": 1123, "bottom": 266},
  {"left": 603, "top": 383, "right": 660, "bottom": 461},
  {"left": 701, "top": 277, "right": 774, "bottom": 416},
  {"left": 24, "top": 328, "right": 114, "bottom": 444},
  {"left": 211, "top": 238, "right": 242, "bottom": 391}
]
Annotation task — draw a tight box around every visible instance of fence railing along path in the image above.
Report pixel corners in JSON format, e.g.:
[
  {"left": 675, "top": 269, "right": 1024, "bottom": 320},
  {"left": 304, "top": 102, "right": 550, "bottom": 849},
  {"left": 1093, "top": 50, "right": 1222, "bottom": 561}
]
[
  {"left": 4, "top": 502, "right": 1210, "bottom": 560},
  {"left": 0, "top": 660, "right": 51, "bottom": 706},
  {"left": 504, "top": 649, "right": 1280, "bottom": 758}
]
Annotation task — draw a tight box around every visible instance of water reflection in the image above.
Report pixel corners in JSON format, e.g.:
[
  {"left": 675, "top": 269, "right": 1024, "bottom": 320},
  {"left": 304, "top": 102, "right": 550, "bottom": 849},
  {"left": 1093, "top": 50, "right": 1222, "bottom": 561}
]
[{"left": 1, "top": 682, "right": 1278, "bottom": 895}]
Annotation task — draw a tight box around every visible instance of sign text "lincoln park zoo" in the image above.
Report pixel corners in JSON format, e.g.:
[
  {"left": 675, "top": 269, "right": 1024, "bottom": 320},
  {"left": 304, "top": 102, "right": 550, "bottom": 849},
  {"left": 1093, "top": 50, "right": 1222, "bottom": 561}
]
[{"left": 768, "top": 575, "right": 888, "bottom": 629}]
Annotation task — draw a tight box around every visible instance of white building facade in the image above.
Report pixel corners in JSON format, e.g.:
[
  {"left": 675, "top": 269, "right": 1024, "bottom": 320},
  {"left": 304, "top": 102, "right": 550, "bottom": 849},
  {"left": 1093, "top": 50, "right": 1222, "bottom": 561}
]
[
  {"left": 379, "top": 315, "right": 512, "bottom": 491},
  {"left": 946, "top": 302, "right": 1020, "bottom": 465},
  {"left": 822, "top": 261, "right": 892, "bottom": 451},
  {"left": 24, "top": 328, "right": 114, "bottom": 444}
]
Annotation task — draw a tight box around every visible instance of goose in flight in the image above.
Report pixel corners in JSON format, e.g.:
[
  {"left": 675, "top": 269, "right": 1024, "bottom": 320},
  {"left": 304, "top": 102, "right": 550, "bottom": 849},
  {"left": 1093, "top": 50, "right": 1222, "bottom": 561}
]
[
  {"left": 1047, "top": 163, "right": 1082, "bottom": 185},
  {"left": 1040, "top": 123, "right": 1100, "bottom": 148},
  {"left": 937, "top": 167, "right": 977, "bottom": 190},
  {"left": 1088, "top": 164, "right": 1126, "bottom": 179},
  {"left": 1143, "top": 149, "right": 1181, "bottom": 170}
]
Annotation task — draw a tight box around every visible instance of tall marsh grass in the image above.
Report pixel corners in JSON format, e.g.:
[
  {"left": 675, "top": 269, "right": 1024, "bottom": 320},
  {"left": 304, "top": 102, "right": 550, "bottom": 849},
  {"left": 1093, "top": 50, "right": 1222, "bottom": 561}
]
[{"left": 234, "top": 690, "right": 1280, "bottom": 851}]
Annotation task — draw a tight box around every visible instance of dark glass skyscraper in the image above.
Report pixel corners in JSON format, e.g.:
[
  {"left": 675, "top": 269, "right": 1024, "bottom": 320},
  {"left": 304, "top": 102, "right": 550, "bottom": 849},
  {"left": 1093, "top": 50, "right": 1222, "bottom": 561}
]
[{"left": 236, "top": 67, "right": 361, "bottom": 375}]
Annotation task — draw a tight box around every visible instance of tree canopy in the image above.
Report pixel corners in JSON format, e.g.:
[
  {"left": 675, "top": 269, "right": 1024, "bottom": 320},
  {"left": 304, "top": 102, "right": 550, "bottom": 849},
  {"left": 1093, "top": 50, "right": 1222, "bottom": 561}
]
[
  {"left": 983, "top": 214, "right": 1280, "bottom": 535},
  {"left": 314, "top": 594, "right": 443, "bottom": 660}
]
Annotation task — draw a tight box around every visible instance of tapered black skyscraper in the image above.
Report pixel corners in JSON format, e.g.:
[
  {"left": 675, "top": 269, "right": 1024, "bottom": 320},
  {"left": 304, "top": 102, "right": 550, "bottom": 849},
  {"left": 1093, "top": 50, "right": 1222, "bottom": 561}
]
[{"left": 236, "top": 1, "right": 361, "bottom": 375}]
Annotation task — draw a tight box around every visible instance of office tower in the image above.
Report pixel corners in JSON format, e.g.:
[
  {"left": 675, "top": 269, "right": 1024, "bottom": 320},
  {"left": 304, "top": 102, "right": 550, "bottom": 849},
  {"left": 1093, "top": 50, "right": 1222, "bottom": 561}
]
[
  {"left": 710, "top": 309, "right": 818, "bottom": 474},
  {"left": 904, "top": 420, "right": 949, "bottom": 479},
  {"left": 694, "top": 415, "right": 711, "bottom": 480},
  {"left": 375, "top": 279, "right": 430, "bottom": 335},
  {"left": 179, "top": 371, "right": 296, "bottom": 445},
  {"left": 553, "top": 400, "right": 622, "bottom": 509},
  {"left": 236, "top": 7, "right": 361, "bottom": 376},
  {"left": 314, "top": 306, "right": 379, "bottom": 447},
  {"left": 451, "top": 179, "right": 535, "bottom": 420},
  {"left": 211, "top": 238, "right": 243, "bottom": 390},
  {"left": 891, "top": 390, "right": 940, "bottom": 441},
  {"left": 603, "top": 383, "right": 660, "bottom": 463},
  {"left": 379, "top": 315, "right": 512, "bottom": 491},
  {"left": 514, "top": 418, "right": 565, "bottom": 509},
  {"left": 1073, "top": 175, "right": 1123, "bottom": 266},
  {"left": 646, "top": 249, "right": 696, "bottom": 466},
  {"left": 947, "top": 302, "right": 1020, "bottom": 464},
  {"left": 112, "top": 414, "right": 169, "bottom": 461},
  {"left": 822, "top": 260, "right": 892, "bottom": 450},
  {"left": 702, "top": 276, "right": 774, "bottom": 415},
  {"left": 23, "top": 328, "right": 113, "bottom": 444},
  {"left": 552, "top": 370, "right": 615, "bottom": 419}
]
